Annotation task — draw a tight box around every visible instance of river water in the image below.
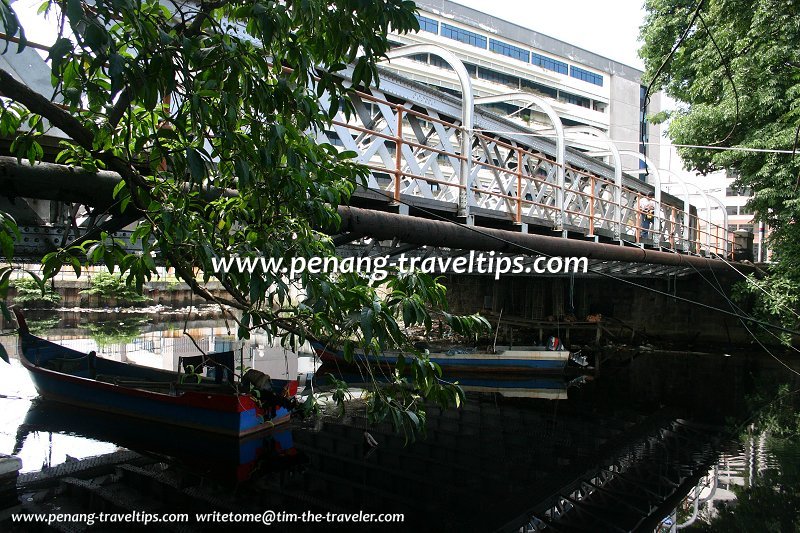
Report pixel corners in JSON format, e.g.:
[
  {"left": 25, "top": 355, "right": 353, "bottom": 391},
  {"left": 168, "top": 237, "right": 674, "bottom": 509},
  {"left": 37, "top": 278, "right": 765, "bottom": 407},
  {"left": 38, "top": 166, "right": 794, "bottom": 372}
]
[{"left": 1, "top": 311, "right": 799, "bottom": 531}]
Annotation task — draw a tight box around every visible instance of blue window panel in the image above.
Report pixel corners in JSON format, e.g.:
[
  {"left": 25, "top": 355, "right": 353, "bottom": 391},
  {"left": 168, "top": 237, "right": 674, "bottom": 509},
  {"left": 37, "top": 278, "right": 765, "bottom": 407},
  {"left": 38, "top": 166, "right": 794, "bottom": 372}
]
[
  {"left": 415, "top": 14, "right": 439, "bottom": 34},
  {"left": 531, "top": 52, "right": 568, "bottom": 75},
  {"left": 441, "top": 23, "right": 487, "bottom": 49},
  {"left": 489, "top": 39, "right": 530, "bottom": 63},
  {"left": 569, "top": 65, "right": 603, "bottom": 86}
]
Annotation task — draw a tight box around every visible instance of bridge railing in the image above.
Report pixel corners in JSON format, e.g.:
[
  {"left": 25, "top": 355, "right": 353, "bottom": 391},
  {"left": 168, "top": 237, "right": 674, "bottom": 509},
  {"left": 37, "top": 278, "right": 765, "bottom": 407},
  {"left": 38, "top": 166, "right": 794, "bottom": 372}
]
[
  {"left": 0, "top": 33, "right": 734, "bottom": 257},
  {"left": 320, "top": 82, "right": 733, "bottom": 256}
]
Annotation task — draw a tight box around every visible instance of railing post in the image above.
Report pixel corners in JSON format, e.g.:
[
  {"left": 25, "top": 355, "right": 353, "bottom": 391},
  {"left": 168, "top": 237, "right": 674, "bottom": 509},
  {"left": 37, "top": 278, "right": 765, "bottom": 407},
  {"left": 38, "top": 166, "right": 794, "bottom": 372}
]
[
  {"left": 516, "top": 147, "right": 523, "bottom": 224},
  {"left": 460, "top": 125, "right": 473, "bottom": 222},
  {"left": 394, "top": 106, "right": 403, "bottom": 204},
  {"left": 588, "top": 175, "right": 595, "bottom": 236}
]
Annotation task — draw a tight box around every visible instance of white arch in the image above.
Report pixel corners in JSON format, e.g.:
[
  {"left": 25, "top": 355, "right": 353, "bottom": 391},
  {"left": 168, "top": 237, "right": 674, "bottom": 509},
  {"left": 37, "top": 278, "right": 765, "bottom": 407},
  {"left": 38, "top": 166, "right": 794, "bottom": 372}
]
[
  {"left": 655, "top": 168, "right": 691, "bottom": 246},
  {"left": 618, "top": 150, "right": 663, "bottom": 240},
  {"left": 665, "top": 176, "right": 713, "bottom": 252},
  {"left": 563, "top": 127, "right": 623, "bottom": 239},
  {"left": 659, "top": 168, "right": 728, "bottom": 251},
  {"left": 474, "top": 93, "right": 566, "bottom": 229},
  {"left": 384, "top": 45, "right": 474, "bottom": 219}
]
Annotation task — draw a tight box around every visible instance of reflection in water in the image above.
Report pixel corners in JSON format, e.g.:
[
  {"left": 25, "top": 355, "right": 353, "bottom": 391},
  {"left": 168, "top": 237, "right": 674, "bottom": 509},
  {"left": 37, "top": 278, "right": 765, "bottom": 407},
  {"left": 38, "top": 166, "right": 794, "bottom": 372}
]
[
  {"left": 660, "top": 419, "right": 800, "bottom": 530},
  {"left": 1, "top": 313, "right": 800, "bottom": 530},
  {"left": 312, "top": 364, "right": 590, "bottom": 401}
]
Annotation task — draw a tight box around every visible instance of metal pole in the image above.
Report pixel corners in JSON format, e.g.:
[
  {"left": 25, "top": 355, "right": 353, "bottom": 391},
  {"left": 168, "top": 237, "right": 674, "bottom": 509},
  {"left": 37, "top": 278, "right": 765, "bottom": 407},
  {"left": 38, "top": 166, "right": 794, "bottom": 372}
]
[{"left": 394, "top": 106, "right": 403, "bottom": 203}]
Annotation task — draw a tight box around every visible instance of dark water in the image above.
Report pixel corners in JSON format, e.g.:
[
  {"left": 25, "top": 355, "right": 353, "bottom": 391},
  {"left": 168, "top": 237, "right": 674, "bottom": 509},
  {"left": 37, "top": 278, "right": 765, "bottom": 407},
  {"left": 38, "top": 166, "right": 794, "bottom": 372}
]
[{"left": 1, "top": 312, "right": 799, "bottom": 531}]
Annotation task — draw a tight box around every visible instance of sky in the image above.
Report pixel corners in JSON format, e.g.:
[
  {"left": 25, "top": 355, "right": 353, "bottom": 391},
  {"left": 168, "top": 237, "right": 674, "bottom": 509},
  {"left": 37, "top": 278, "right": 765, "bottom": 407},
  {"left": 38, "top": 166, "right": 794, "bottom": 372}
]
[{"left": 447, "top": 0, "right": 647, "bottom": 69}]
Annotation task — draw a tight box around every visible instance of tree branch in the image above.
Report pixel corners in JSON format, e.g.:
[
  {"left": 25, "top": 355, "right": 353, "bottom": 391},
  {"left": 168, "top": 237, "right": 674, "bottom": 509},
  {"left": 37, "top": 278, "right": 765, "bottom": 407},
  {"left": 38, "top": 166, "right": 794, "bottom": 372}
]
[{"left": 0, "top": 68, "right": 94, "bottom": 148}]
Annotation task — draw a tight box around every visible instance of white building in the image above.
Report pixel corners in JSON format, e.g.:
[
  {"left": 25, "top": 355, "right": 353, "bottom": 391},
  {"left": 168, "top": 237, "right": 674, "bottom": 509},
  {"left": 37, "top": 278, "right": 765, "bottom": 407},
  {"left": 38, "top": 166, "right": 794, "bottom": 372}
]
[{"left": 386, "top": 0, "right": 661, "bottom": 172}]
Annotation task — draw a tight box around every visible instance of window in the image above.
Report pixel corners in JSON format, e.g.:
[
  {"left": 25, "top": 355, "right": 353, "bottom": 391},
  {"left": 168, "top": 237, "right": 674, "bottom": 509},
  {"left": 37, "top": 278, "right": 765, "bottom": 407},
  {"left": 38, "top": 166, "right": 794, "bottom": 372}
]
[
  {"left": 559, "top": 91, "right": 590, "bottom": 108},
  {"left": 477, "top": 67, "right": 520, "bottom": 89},
  {"left": 726, "top": 186, "right": 752, "bottom": 196},
  {"left": 739, "top": 205, "right": 754, "bottom": 215},
  {"left": 415, "top": 14, "right": 439, "bottom": 34},
  {"left": 570, "top": 65, "right": 603, "bottom": 86},
  {"left": 531, "top": 52, "right": 568, "bottom": 75},
  {"left": 489, "top": 39, "right": 530, "bottom": 63},
  {"left": 429, "top": 55, "right": 453, "bottom": 71},
  {"left": 441, "top": 23, "right": 487, "bottom": 48},
  {"left": 409, "top": 53, "right": 428, "bottom": 64},
  {"left": 726, "top": 206, "right": 738, "bottom": 215}
]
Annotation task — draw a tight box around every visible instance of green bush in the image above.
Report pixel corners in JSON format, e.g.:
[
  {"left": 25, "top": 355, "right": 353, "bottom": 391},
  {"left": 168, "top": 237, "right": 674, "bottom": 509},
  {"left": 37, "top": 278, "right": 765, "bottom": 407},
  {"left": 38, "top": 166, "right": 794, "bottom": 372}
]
[
  {"left": 81, "top": 272, "right": 150, "bottom": 303},
  {"left": 11, "top": 277, "right": 61, "bottom": 307}
]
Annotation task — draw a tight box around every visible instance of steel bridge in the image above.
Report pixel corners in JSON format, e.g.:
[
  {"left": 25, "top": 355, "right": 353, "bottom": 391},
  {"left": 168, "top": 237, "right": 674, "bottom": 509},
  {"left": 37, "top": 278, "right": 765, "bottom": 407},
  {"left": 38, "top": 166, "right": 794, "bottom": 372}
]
[{"left": 1, "top": 41, "right": 737, "bottom": 277}]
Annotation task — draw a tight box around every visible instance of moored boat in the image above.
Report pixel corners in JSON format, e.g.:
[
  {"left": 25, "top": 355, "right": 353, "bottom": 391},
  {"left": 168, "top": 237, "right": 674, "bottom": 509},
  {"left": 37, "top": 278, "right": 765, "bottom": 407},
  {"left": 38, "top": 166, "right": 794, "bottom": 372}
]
[
  {"left": 10, "top": 308, "right": 297, "bottom": 437},
  {"left": 310, "top": 340, "right": 574, "bottom": 373}
]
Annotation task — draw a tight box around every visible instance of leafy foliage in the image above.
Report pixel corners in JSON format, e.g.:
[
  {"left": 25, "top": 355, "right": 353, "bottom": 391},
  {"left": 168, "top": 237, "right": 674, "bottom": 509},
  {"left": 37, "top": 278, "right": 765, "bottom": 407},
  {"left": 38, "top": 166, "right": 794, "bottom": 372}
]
[
  {"left": 81, "top": 272, "right": 150, "bottom": 303},
  {"left": 640, "top": 0, "right": 800, "bottom": 324},
  {"left": 639, "top": 0, "right": 800, "bottom": 329},
  {"left": 0, "top": 0, "right": 489, "bottom": 434},
  {"left": 10, "top": 277, "right": 61, "bottom": 306}
]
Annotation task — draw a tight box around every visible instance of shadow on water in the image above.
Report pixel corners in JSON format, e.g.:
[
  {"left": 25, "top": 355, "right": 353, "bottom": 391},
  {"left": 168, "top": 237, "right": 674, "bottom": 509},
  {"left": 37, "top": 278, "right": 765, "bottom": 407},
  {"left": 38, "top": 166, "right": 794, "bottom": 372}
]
[{"left": 1, "top": 312, "right": 800, "bottom": 531}]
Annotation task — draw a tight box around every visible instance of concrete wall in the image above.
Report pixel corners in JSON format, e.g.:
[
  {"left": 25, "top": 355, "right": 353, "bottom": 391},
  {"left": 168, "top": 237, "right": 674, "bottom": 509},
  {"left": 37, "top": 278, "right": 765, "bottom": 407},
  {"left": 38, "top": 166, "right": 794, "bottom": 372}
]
[{"left": 609, "top": 74, "right": 643, "bottom": 172}]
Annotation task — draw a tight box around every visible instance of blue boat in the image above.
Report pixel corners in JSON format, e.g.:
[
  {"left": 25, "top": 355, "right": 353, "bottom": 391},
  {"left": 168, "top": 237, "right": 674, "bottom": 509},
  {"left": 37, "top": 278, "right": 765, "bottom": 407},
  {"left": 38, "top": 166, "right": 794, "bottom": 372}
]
[
  {"left": 11, "top": 309, "right": 297, "bottom": 437},
  {"left": 311, "top": 340, "right": 572, "bottom": 373}
]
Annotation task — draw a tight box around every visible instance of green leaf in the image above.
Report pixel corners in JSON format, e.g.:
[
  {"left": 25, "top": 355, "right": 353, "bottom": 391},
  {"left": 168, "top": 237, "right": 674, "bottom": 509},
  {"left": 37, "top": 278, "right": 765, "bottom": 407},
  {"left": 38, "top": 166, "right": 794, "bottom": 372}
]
[
  {"left": 360, "top": 307, "right": 373, "bottom": 345},
  {"left": 186, "top": 148, "right": 205, "bottom": 182},
  {"left": 65, "top": 0, "right": 83, "bottom": 28},
  {"left": 109, "top": 53, "right": 125, "bottom": 95},
  {"left": 47, "top": 37, "right": 73, "bottom": 72}
]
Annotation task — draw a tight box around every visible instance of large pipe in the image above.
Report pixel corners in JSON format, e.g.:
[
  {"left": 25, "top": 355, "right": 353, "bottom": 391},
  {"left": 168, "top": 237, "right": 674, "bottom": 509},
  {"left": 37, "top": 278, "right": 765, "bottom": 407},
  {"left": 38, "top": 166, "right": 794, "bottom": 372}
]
[
  {"left": 0, "top": 157, "right": 238, "bottom": 209},
  {"left": 336, "top": 205, "right": 748, "bottom": 272}
]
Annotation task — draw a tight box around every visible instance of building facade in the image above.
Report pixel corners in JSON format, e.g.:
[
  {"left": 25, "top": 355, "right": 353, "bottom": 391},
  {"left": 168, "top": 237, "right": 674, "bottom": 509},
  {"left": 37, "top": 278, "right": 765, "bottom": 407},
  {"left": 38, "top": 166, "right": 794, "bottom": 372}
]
[{"left": 385, "top": 0, "right": 661, "bottom": 172}]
